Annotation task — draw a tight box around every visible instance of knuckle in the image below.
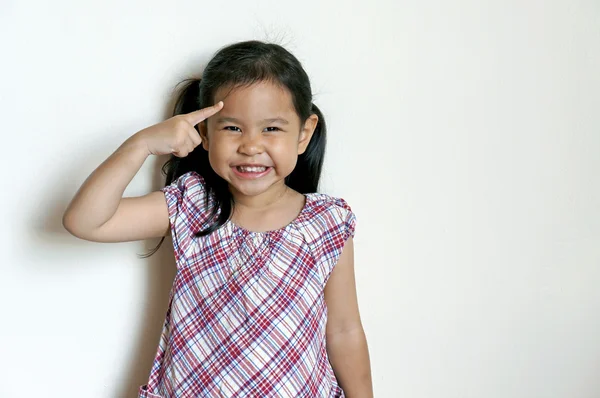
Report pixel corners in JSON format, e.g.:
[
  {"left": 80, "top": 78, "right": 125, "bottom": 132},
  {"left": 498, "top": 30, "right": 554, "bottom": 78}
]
[
  {"left": 174, "top": 117, "right": 189, "bottom": 130},
  {"left": 173, "top": 137, "right": 186, "bottom": 149}
]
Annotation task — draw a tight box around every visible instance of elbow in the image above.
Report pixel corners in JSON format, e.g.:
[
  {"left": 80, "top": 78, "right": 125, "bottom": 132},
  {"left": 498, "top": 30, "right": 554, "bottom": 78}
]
[
  {"left": 62, "top": 211, "right": 78, "bottom": 237},
  {"left": 62, "top": 211, "right": 88, "bottom": 239},
  {"left": 62, "top": 211, "right": 108, "bottom": 242}
]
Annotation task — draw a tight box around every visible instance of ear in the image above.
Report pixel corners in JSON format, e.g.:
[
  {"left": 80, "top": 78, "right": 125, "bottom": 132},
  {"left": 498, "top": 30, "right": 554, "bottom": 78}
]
[
  {"left": 199, "top": 121, "right": 209, "bottom": 151},
  {"left": 298, "top": 114, "right": 318, "bottom": 155}
]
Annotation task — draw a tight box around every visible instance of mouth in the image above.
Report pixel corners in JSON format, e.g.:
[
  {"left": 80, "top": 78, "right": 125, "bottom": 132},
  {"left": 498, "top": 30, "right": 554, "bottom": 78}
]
[
  {"left": 231, "top": 164, "right": 273, "bottom": 179},
  {"left": 235, "top": 165, "right": 269, "bottom": 173}
]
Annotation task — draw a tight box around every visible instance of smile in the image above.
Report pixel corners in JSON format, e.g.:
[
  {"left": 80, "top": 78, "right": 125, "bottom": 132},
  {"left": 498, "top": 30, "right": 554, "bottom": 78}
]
[
  {"left": 236, "top": 166, "right": 267, "bottom": 173},
  {"left": 231, "top": 165, "right": 272, "bottom": 179}
]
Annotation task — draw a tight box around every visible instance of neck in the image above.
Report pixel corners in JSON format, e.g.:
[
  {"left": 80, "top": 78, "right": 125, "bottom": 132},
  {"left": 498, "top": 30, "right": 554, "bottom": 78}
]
[{"left": 230, "top": 182, "right": 290, "bottom": 211}]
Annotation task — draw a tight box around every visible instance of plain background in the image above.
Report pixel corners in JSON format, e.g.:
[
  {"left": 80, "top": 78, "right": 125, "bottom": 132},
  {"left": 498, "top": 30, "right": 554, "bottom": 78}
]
[{"left": 1, "top": 0, "right": 599, "bottom": 397}]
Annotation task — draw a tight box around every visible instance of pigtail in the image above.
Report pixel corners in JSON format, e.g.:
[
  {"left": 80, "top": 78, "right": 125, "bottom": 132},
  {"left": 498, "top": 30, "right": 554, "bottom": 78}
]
[
  {"left": 285, "top": 103, "right": 326, "bottom": 193},
  {"left": 140, "top": 78, "right": 228, "bottom": 258},
  {"left": 161, "top": 78, "right": 202, "bottom": 186}
]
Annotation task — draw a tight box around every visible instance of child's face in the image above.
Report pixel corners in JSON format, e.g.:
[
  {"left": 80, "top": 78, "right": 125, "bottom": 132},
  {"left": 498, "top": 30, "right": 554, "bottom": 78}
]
[{"left": 200, "top": 81, "right": 318, "bottom": 198}]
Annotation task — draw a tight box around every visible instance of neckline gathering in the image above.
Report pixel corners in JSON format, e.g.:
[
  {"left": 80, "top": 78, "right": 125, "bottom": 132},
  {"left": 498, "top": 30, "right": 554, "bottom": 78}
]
[{"left": 226, "top": 193, "right": 314, "bottom": 236}]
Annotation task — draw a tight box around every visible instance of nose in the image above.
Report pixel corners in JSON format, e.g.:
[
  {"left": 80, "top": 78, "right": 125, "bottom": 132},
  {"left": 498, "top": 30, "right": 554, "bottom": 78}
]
[{"left": 238, "top": 131, "right": 264, "bottom": 156}]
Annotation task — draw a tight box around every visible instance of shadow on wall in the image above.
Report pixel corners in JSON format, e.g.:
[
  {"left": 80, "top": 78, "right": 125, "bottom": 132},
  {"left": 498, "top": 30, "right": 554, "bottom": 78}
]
[
  {"left": 117, "top": 90, "right": 185, "bottom": 396},
  {"left": 28, "top": 88, "right": 188, "bottom": 398},
  {"left": 117, "top": 232, "right": 177, "bottom": 398},
  {"left": 39, "top": 127, "right": 178, "bottom": 397},
  {"left": 117, "top": 159, "right": 179, "bottom": 398}
]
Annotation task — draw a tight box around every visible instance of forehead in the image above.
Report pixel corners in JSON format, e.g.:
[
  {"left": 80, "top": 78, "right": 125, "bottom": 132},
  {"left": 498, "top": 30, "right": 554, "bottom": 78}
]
[{"left": 212, "top": 81, "right": 298, "bottom": 123}]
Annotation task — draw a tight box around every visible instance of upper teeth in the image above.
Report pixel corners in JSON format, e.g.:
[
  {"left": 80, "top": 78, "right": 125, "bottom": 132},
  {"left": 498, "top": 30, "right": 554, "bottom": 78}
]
[{"left": 239, "top": 166, "right": 267, "bottom": 172}]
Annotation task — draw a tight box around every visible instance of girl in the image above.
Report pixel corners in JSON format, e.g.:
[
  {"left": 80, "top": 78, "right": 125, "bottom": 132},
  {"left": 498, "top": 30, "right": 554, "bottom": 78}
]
[{"left": 63, "top": 40, "right": 373, "bottom": 398}]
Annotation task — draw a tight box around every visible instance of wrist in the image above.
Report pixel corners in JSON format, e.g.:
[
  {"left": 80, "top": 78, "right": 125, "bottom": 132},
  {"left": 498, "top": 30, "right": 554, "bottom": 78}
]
[{"left": 124, "top": 132, "right": 151, "bottom": 158}]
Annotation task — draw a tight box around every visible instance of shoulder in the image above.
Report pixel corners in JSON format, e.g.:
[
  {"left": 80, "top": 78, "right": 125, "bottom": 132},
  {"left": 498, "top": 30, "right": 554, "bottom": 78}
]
[
  {"left": 159, "top": 171, "right": 214, "bottom": 259},
  {"left": 160, "top": 170, "right": 212, "bottom": 224},
  {"left": 162, "top": 171, "right": 205, "bottom": 194},
  {"left": 306, "top": 193, "right": 355, "bottom": 224},
  {"left": 300, "top": 193, "right": 357, "bottom": 242},
  {"left": 298, "top": 193, "right": 357, "bottom": 287},
  {"left": 308, "top": 193, "right": 353, "bottom": 214},
  {"left": 160, "top": 171, "right": 209, "bottom": 205}
]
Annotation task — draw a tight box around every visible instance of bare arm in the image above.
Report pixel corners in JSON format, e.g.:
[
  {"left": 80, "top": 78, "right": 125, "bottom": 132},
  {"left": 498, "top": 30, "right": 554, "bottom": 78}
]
[
  {"left": 324, "top": 237, "right": 374, "bottom": 397},
  {"left": 62, "top": 102, "right": 224, "bottom": 243},
  {"left": 62, "top": 135, "right": 170, "bottom": 242}
]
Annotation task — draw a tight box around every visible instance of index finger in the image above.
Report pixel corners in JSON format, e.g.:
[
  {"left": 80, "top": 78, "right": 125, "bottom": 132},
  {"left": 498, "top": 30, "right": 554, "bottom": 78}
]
[{"left": 185, "top": 101, "right": 224, "bottom": 126}]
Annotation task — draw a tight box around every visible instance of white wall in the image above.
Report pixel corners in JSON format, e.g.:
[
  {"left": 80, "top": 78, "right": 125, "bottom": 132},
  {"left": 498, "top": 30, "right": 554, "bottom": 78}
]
[{"left": 1, "top": 0, "right": 599, "bottom": 397}]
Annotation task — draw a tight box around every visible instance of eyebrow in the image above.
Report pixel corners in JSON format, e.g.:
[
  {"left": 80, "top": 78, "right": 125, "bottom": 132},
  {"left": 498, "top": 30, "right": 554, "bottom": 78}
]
[{"left": 214, "top": 116, "right": 289, "bottom": 125}]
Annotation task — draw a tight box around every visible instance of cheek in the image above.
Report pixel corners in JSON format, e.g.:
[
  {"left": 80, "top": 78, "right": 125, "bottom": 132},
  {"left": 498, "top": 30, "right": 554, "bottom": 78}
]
[
  {"left": 206, "top": 136, "right": 231, "bottom": 171},
  {"left": 207, "top": 133, "right": 230, "bottom": 153},
  {"left": 270, "top": 140, "right": 300, "bottom": 170},
  {"left": 272, "top": 134, "right": 300, "bottom": 152}
]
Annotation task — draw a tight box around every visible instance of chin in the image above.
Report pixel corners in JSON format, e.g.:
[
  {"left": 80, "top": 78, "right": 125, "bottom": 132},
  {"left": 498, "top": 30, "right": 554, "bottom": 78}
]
[{"left": 228, "top": 181, "right": 274, "bottom": 197}]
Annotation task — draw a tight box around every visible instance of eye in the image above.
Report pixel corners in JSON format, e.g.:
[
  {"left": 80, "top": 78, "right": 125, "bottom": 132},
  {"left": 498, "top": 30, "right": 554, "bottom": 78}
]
[
  {"left": 224, "top": 126, "right": 241, "bottom": 132},
  {"left": 264, "top": 127, "right": 281, "bottom": 132}
]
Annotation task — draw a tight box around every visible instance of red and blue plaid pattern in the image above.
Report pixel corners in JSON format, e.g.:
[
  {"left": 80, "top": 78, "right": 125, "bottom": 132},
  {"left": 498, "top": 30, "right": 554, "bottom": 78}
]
[{"left": 138, "top": 171, "right": 356, "bottom": 397}]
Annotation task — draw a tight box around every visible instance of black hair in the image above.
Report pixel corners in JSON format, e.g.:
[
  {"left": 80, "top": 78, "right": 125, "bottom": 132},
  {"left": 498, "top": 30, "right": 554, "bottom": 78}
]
[{"left": 141, "top": 40, "right": 327, "bottom": 258}]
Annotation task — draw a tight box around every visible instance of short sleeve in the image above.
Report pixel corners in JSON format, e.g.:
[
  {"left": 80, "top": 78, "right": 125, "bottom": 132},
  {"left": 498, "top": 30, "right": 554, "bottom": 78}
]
[
  {"left": 160, "top": 171, "right": 212, "bottom": 265},
  {"left": 305, "top": 196, "right": 357, "bottom": 288}
]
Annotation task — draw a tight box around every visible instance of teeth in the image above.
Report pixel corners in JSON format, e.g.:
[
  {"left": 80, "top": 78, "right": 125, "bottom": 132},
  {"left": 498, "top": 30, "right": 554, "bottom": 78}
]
[{"left": 237, "top": 166, "right": 267, "bottom": 173}]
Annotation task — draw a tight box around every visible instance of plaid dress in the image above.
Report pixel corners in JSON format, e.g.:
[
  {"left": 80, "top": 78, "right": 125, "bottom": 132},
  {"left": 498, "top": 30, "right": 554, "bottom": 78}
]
[{"left": 138, "top": 171, "right": 356, "bottom": 398}]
